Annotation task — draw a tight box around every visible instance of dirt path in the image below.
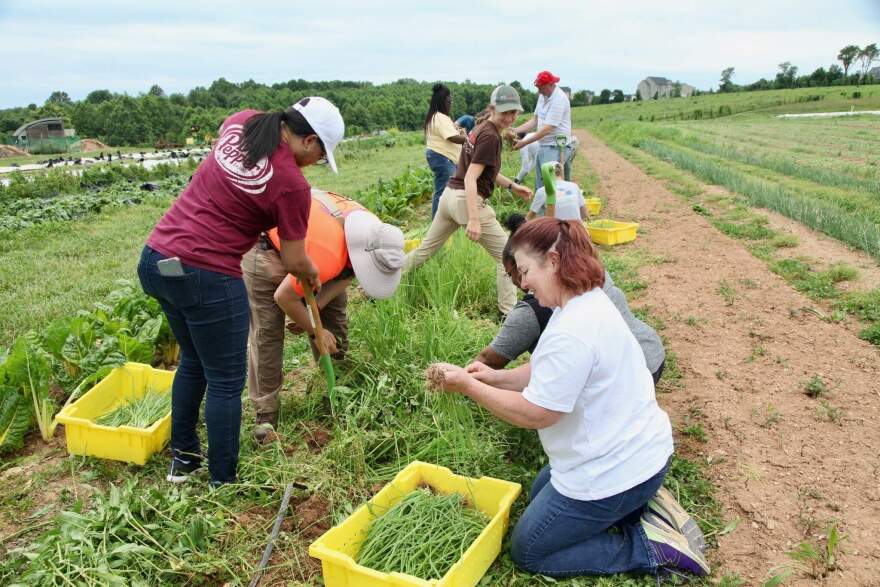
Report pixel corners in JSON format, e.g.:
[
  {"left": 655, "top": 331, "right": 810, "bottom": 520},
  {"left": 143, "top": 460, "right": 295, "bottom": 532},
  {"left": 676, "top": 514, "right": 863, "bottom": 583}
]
[{"left": 576, "top": 130, "right": 880, "bottom": 585}]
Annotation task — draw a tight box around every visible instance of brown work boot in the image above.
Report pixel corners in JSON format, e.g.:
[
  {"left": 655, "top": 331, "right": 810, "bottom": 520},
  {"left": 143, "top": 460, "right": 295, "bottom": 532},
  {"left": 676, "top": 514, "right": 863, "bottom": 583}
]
[{"left": 252, "top": 412, "right": 279, "bottom": 444}]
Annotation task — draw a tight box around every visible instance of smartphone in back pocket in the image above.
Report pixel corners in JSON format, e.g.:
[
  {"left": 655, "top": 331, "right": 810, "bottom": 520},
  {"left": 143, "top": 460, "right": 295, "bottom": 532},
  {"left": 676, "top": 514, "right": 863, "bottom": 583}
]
[{"left": 157, "top": 257, "right": 185, "bottom": 277}]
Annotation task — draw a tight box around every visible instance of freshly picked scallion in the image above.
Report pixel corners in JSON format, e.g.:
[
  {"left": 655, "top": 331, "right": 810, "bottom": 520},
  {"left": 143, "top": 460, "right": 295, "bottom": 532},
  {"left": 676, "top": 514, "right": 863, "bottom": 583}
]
[
  {"left": 356, "top": 487, "right": 488, "bottom": 580},
  {"left": 94, "top": 387, "right": 171, "bottom": 428}
]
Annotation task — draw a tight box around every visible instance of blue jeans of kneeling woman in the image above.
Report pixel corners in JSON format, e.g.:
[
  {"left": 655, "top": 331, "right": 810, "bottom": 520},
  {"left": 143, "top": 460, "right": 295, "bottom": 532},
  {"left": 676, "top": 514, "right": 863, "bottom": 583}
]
[
  {"left": 137, "top": 246, "right": 249, "bottom": 484},
  {"left": 511, "top": 458, "right": 670, "bottom": 577},
  {"left": 425, "top": 148, "right": 457, "bottom": 219}
]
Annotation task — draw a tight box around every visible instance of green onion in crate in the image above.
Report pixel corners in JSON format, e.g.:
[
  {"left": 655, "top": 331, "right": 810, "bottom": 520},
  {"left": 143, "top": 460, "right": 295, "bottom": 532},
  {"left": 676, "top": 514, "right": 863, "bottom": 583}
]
[
  {"left": 95, "top": 387, "right": 171, "bottom": 428},
  {"left": 356, "top": 487, "right": 488, "bottom": 580},
  {"left": 589, "top": 220, "right": 617, "bottom": 229}
]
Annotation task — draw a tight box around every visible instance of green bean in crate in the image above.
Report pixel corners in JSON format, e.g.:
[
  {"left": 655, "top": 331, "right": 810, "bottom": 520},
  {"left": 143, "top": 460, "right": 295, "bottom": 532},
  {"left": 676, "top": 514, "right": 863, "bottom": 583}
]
[
  {"left": 356, "top": 487, "right": 489, "bottom": 580},
  {"left": 95, "top": 386, "right": 171, "bottom": 428}
]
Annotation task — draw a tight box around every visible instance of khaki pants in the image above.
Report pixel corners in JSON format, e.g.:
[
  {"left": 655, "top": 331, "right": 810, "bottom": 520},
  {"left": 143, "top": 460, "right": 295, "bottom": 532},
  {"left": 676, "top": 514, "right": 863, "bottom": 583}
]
[
  {"left": 241, "top": 245, "right": 348, "bottom": 416},
  {"left": 404, "top": 186, "right": 516, "bottom": 315}
]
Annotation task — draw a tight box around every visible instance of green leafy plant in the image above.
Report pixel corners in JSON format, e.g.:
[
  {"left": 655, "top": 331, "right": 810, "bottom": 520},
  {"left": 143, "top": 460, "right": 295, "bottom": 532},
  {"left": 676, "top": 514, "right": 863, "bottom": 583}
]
[
  {"left": 0, "top": 334, "right": 55, "bottom": 442},
  {"left": 355, "top": 167, "right": 433, "bottom": 222},
  {"left": 0, "top": 385, "right": 31, "bottom": 453},
  {"left": 787, "top": 522, "right": 845, "bottom": 578}
]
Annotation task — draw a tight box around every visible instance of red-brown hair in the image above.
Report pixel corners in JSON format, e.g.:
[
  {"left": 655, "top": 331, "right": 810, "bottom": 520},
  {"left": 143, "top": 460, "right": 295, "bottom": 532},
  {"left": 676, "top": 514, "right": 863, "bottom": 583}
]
[{"left": 508, "top": 217, "right": 605, "bottom": 293}]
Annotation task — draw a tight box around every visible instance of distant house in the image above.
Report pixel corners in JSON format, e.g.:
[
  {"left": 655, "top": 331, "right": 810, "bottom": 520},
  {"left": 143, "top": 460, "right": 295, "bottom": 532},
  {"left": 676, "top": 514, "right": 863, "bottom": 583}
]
[
  {"left": 637, "top": 77, "right": 695, "bottom": 99},
  {"left": 623, "top": 94, "right": 636, "bottom": 102},
  {"left": 870, "top": 66, "right": 880, "bottom": 80},
  {"left": 560, "top": 86, "right": 573, "bottom": 100}
]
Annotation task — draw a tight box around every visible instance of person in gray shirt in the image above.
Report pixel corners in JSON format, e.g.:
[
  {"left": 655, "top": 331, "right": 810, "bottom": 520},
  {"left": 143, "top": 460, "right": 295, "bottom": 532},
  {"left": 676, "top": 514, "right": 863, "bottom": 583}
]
[{"left": 475, "top": 214, "right": 666, "bottom": 383}]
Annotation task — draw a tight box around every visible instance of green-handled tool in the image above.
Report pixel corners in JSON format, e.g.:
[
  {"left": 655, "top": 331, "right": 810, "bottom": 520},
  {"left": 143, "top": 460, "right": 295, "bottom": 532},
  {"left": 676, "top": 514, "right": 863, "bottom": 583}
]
[
  {"left": 555, "top": 133, "right": 567, "bottom": 166},
  {"left": 540, "top": 161, "right": 558, "bottom": 218},
  {"left": 303, "top": 285, "right": 336, "bottom": 415}
]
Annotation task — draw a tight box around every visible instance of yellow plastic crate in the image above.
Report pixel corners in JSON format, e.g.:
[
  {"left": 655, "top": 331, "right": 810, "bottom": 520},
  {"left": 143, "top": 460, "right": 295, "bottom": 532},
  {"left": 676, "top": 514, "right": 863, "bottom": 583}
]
[
  {"left": 585, "top": 197, "right": 602, "bottom": 217},
  {"left": 586, "top": 220, "right": 639, "bottom": 246},
  {"left": 309, "top": 461, "right": 522, "bottom": 587},
  {"left": 404, "top": 238, "right": 421, "bottom": 253},
  {"left": 55, "top": 362, "right": 174, "bottom": 465}
]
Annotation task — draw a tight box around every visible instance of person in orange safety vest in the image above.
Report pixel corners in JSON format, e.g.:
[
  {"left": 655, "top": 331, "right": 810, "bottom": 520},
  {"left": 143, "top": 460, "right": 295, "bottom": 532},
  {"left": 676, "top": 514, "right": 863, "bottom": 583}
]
[{"left": 241, "top": 189, "right": 404, "bottom": 442}]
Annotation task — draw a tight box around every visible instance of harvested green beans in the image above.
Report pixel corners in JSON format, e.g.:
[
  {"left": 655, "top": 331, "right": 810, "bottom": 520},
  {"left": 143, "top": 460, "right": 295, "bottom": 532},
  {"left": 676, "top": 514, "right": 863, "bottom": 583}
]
[
  {"left": 356, "top": 487, "right": 488, "bottom": 580},
  {"left": 95, "top": 388, "right": 171, "bottom": 428}
]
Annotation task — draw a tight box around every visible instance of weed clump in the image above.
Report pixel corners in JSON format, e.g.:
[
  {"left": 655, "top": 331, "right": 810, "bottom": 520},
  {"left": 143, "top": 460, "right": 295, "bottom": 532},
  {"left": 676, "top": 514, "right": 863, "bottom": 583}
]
[{"left": 803, "top": 375, "right": 829, "bottom": 398}]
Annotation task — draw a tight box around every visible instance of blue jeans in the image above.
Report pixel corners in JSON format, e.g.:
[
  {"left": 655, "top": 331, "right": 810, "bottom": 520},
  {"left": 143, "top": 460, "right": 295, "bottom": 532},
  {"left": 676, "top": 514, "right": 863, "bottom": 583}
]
[
  {"left": 137, "top": 246, "right": 249, "bottom": 483},
  {"left": 510, "top": 459, "right": 670, "bottom": 577},
  {"left": 535, "top": 144, "right": 576, "bottom": 190},
  {"left": 426, "top": 149, "right": 457, "bottom": 218}
]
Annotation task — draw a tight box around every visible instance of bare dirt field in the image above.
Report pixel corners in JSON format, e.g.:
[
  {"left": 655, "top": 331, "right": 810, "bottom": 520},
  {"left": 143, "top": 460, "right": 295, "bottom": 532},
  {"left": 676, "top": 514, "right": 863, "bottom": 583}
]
[{"left": 577, "top": 129, "right": 880, "bottom": 586}]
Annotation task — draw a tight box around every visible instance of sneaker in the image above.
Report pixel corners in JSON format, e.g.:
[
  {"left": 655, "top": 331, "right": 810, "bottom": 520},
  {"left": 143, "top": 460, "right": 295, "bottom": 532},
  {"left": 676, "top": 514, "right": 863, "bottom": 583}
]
[
  {"left": 252, "top": 412, "right": 279, "bottom": 444},
  {"left": 647, "top": 486, "right": 707, "bottom": 554},
  {"left": 166, "top": 455, "right": 201, "bottom": 483},
  {"left": 642, "top": 512, "right": 711, "bottom": 576}
]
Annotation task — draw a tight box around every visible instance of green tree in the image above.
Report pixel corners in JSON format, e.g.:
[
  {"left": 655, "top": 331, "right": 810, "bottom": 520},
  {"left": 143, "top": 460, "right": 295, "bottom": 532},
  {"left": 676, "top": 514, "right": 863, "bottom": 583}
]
[
  {"left": 86, "top": 90, "right": 113, "bottom": 104},
  {"left": 571, "top": 90, "right": 592, "bottom": 106},
  {"left": 807, "top": 67, "right": 827, "bottom": 86},
  {"left": 827, "top": 64, "right": 844, "bottom": 84},
  {"left": 597, "top": 89, "right": 612, "bottom": 104},
  {"left": 148, "top": 84, "right": 165, "bottom": 97},
  {"left": 775, "top": 62, "right": 798, "bottom": 88},
  {"left": 611, "top": 89, "right": 625, "bottom": 103},
  {"left": 858, "top": 43, "right": 879, "bottom": 77},
  {"left": 838, "top": 45, "right": 860, "bottom": 76},
  {"left": 45, "top": 91, "right": 72, "bottom": 106},
  {"left": 719, "top": 67, "right": 736, "bottom": 92}
]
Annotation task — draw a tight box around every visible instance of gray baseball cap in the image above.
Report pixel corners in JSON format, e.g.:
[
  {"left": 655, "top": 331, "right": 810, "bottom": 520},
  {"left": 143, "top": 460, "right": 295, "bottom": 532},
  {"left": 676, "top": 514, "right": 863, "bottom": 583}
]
[{"left": 489, "top": 84, "right": 523, "bottom": 113}]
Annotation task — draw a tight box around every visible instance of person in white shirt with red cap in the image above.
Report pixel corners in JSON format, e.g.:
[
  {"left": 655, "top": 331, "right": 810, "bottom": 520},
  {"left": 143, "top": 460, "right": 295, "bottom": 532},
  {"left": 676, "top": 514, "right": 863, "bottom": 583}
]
[{"left": 512, "top": 70, "right": 576, "bottom": 191}]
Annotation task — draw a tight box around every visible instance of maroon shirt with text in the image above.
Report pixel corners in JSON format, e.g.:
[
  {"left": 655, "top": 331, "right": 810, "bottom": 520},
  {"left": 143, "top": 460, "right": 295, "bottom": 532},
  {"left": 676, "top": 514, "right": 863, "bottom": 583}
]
[{"left": 147, "top": 110, "right": 311, "bottom": 277}]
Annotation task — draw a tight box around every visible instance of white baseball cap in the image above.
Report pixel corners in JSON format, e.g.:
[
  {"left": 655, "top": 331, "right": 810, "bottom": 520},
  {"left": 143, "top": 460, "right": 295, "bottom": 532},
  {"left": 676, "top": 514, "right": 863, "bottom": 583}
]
[
  {"left": 344, "top": 210, "right": 405, "bottom": 299},
  {"left": 292, "top": 96, "right": 345, "bottom": 173}
]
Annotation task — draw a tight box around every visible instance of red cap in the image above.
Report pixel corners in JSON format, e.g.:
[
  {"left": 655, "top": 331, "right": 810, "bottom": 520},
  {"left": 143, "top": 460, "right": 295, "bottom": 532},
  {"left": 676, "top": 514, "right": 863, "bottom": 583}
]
[{"left": 534, "top": 70, "right": 560, "bottom": 86}]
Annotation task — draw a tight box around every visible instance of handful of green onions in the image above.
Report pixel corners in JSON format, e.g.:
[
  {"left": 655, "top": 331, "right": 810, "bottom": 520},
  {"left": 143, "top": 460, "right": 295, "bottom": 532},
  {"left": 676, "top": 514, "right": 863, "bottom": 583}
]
[
  {"left": 356, "top": 487, "right": 488, "bottom": 580},
  {"left": 95, "top": 388, "right": 171, "bottom": 428}
]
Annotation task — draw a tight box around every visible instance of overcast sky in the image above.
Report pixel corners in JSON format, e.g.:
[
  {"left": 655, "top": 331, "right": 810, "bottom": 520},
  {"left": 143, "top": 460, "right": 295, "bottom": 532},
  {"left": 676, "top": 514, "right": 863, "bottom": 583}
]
[{"left": 1, "top": 0, "right": 878, "bottom": 108}]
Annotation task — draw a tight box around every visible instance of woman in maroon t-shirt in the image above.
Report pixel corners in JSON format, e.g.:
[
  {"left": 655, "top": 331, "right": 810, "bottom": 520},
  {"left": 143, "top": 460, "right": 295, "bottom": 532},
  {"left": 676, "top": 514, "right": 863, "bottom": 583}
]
[
  {"left": 137, "top": 97, "right": 344, "bottom": 486},
  {"left": 404, "top": 85, "right": 532, "bottom": 318}
]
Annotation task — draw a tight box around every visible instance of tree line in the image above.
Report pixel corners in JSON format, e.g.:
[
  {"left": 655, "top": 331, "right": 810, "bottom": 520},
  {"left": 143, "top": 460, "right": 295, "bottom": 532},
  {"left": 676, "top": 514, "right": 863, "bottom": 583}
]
[
  {"left": 718, "top": 43, "right": 879, "bottom": 93},
  {"left": 0, "top": 79, "right": 539, "bottom": 147},
  {"left": 574, "top": 42, "right": 880, "bottom": 104}
]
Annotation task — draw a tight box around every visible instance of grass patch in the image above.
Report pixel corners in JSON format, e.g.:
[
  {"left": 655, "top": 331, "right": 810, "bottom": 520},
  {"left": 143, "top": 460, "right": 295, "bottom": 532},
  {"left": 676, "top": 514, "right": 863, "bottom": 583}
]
[{"left": 768, "top": 259, "right": 857, "bottom": 300}]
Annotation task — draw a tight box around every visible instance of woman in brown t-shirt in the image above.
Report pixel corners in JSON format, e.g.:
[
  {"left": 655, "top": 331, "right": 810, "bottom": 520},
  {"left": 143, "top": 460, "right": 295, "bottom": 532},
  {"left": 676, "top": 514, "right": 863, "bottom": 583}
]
[{"left": 403, "top": 84, "right": 532, "bottom": 317}]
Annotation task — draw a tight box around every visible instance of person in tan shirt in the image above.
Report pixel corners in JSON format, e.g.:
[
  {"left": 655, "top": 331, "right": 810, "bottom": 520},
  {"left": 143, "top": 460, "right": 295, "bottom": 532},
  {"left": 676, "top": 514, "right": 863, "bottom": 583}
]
[{"left": 424, "top": 83, "right": 466, "bottom": 218}]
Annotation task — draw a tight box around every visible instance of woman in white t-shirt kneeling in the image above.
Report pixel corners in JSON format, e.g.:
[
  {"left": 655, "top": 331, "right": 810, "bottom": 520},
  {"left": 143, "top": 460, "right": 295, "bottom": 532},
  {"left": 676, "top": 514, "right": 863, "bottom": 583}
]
[{"left": 431, "top": 217, "right": 709, "bottom": 578}]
